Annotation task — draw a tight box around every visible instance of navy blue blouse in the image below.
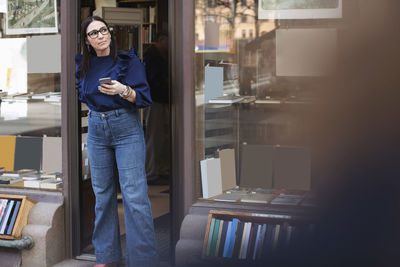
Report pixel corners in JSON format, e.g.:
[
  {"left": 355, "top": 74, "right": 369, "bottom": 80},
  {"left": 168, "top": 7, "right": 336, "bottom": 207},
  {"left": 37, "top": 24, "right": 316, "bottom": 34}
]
[{"left": 75, "top": 47, "right": 152, "bottom": 112}]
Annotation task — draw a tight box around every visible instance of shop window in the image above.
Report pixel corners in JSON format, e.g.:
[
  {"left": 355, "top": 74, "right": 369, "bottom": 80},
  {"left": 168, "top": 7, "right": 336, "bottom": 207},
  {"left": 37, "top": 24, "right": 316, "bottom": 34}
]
[
  {"left": 194, "top": 0, "right": 350, "bottom": 207},
  {"left": 0, "top": 1, "right": 62, "bottom": 191}
]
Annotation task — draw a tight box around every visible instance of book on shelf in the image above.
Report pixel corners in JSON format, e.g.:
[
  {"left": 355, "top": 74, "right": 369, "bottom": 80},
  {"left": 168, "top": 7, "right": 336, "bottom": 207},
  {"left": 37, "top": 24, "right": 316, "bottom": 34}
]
[
  {"left": 208, "top": 95, "right": 244, "bottom": 104},
  {"left": 213, "top": 192, "right": 243, "bottom": 202},
  {"left": 1, "top": 169, "right": 38, "bottom": 178},
  {"left": 24, "top": 178, "right": 48, "bottom": 188},
  {"left": 0, "top": 200, "right": 14, "bottom": 234},
  {"left": 0, "top": 199, "right": 8, "bottom": 223},
  {"left": 200, "top": 158, "right": 222, "bottom": 199},
  {"left": 240, "top": 193, "right": 276, "bottom": 204},
  {"left": 204, "top": 213, "right": 316, "bottom": 261},
  {"left": 6, "top": 200, "right": 21, "bottom": 235},
  {"left": 39, "top": 178, "right": 62, "bottom": 190},
  {"left": 0, "top": 176, "right": 23, "bottom": 184}
]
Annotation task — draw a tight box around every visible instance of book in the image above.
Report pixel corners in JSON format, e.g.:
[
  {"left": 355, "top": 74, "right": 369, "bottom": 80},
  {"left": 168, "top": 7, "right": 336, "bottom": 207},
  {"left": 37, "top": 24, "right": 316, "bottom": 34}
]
[
  {"left": 39, "top": 178, "right": 62, "bottom": 189},
  {"left": 0, "top": 176, "right": 23, "bottom": 184},
  {"left": 205, "top": 218, "right": 216, "bottom": 256},
  {"left": 0, "top": 136, "right": 16, "bottom": 171},
  {"left": 208, "top": 95, "right": 244, "bottom": 104},
  {"left": 252, "top": 224, "right": 262, "bottom": 260},
  {"left": 6, "top": 201, "right": 21, "bottom": 235},
  {"left": 200, "top": 158, "right": 223, "bottom": 199},
  {"left": 240, "top": 193, "right": 275, "bottom": 204},
  {"left": 240, "top": 222, "right": 252, "bottom": 259},
  {"left": 272, "top": 224, "right": 280, "bottom": 249},
  {"left": 0, "top": 200, "right": 14, "bottom": 234},
  {"left": 256, "top": 224, "right": 267, "bottom": 260},
  {"left": 222, "top": 221, "right": 233, "bottom": 258},
  {"left": 24, "top": 178, "right": 48, "bottom": 188},
  {"left": 210, "top": 219, "right": 221, "bottom": 256},
  {"left": 232, "top": 220, "right": 244, "bottom": 259},
  {"left": 238, "top": 222, "right": 248, "bottom": 259},
  {"left": 218, "top": 220, "right": 230, "bottom": 257},
  {"left": 270, "top": 194, "right": 303, "bottom": 206},
  {"left": 239, "top": 145, "right": 273, "bottom": 189},
  {"left": 0, "top": 199, "right": 8, "bottom": 224},
  {"left": 218, "top": 149, "right": 237, "bottom": 191},
  {"left": 213, "top": 192, "right": 243, "bottom": 202},
  {"left": 215, "top": 220, "right": 224, "bottom": 256},
  {"left": 14, "top": 136, "right": 43, "bottom": 172},
  {"left": 247, "top": 223, "right": 258, "bottom": 260}
]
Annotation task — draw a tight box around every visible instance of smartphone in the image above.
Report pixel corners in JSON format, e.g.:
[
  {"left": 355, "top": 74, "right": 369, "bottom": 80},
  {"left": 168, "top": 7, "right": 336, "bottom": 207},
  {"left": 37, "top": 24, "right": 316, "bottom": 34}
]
[{"left": 99, "top": 77, "right": 112, "bottom": 85}]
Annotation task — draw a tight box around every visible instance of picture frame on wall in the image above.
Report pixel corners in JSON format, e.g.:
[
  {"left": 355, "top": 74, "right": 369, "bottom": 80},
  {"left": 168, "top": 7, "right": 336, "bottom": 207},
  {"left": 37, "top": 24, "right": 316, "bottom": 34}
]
[
  {"left": 258, "top": 0, "right": 342, "bottom": 20},
  {"left": 6, "top": 0, "right": 58, "bottom": 35}
]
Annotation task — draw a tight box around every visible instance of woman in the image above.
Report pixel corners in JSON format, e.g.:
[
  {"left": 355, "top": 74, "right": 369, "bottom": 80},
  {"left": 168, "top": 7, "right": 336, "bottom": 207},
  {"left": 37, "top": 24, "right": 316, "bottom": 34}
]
[{"left": 76, "top": 16, "right": 158, "bottom": 267}]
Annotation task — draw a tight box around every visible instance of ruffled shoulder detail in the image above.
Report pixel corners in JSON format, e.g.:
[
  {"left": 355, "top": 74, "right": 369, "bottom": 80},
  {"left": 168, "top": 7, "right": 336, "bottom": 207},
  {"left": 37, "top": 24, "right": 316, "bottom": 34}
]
[
  {"left": 75, "top": 54, "right": 85, "bottom": 101},
  {"left": 116, "top": 47, "right": 138, "bottom": 81}
]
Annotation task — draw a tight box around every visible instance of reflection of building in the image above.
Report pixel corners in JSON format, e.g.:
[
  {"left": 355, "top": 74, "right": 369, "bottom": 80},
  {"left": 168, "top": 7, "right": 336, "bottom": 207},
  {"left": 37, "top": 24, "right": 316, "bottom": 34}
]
[{"left": 195, "top": 0, "right": 275, "bottom": 50}]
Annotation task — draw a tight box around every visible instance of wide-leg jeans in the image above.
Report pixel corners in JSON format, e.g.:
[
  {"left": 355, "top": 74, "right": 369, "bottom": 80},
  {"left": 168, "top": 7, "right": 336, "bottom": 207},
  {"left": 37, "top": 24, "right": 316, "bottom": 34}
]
[{"left": 87, "top": 108, "right": 158, "bottom": 266}]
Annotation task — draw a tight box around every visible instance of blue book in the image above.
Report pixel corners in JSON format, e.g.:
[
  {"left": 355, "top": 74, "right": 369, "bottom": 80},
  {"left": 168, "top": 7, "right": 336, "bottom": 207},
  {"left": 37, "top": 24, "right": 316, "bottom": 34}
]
[
  {"left": 218, "top": 220, "right": 229, "bottom": 257},
  {"left": 222, "top": 221, "right": 233, "bottom": 257},
  {"left": 6, "top": 201, "right": 21, "bottom": 235},
  {"left": 226, "top": 218, "right": 239, "bottom": 258},
  {"left": 0, "top": 200, "right": 14, "bottom": 234}
]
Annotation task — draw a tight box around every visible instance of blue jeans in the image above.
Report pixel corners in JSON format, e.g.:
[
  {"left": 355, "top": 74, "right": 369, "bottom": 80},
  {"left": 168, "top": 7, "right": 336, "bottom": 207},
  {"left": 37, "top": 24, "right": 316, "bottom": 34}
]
[{"left": 87, "top": 108, "right": 158, "bottom": 266}]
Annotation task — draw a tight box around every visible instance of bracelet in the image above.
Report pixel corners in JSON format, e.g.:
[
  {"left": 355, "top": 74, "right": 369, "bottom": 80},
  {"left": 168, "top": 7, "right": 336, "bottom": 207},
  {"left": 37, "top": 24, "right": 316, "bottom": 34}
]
[
  {"left": 119, "top": 85, "right": 130, "bottom": 98},
  {"left": 122, "top": 88, "right": 133, "bottom": 99}
]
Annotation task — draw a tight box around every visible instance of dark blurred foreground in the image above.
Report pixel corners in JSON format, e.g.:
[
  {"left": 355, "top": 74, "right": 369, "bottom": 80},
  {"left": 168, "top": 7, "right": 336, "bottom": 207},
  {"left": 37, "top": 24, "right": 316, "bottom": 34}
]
[{"left": 191, "top": 1, "right": 400, "bottom": 266}]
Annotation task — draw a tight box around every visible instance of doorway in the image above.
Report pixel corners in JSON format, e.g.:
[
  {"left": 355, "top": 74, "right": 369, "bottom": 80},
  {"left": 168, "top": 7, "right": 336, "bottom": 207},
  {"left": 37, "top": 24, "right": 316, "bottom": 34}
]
[{"left": 76, "top": 0, "right": 172, "bottom": 265}]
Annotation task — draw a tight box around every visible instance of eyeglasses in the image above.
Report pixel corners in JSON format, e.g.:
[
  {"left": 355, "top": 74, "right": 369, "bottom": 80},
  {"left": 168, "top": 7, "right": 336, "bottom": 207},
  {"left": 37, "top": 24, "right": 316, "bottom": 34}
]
[{"left": 87, "top": 26, "right": 109, "bottom": 39}]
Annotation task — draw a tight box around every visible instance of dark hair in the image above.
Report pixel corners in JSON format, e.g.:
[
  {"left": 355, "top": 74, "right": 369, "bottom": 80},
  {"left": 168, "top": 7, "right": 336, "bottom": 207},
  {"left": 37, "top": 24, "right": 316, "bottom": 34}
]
[{"left": 80, "top": 16, "right": 118, "bottom": 77}]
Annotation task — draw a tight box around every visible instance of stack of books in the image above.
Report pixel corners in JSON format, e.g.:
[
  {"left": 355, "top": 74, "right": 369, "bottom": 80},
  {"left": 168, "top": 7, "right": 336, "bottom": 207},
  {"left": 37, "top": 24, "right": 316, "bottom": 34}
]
[
  {"left": 270, "top": 190, "right": 306, "bottom": 206},
  {"left": 0, "top": 169, "right": 38, "bottom": 185},
  {"left": 22, "top": 172, "right": 62, "bottom": 189},
  {"left": 0, "top": 198, "right": 22, "bottom": 235}
]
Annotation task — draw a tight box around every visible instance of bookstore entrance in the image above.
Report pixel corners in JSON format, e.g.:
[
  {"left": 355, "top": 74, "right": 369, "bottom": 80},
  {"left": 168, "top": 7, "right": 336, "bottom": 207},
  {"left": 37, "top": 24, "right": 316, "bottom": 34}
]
[{"left": 74, "top": 0, "right": 172, "bottom": 265}]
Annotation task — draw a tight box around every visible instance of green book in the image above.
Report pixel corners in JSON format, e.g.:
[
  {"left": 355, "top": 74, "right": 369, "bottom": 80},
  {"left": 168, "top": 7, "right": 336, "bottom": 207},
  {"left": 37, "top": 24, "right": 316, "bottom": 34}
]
[
  {"left": 210, "top": 219, "right": 221, "bottom": 256},
  {"left": 206, "top": 218, "right": 216, "bottom": 256}
]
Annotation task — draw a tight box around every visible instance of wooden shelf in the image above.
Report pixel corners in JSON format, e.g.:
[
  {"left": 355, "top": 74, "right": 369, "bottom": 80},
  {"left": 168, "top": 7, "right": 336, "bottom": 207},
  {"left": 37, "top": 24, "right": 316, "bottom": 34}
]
[{"left": 0, "top": 194, "right": 36, "bottom": 240}]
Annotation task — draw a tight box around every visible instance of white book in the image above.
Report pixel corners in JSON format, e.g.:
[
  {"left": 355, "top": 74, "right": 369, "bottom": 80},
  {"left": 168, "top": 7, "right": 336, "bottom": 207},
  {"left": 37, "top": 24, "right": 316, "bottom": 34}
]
[
  {"left": 0, "top": 200, "right": 14, "bottom": 234},
  {"left": 200, "top": 158, "right": 222, "bottom": 199},
  {"left": 24, "top": 178, "right": 47, "bottom": 188},
  {"left": 39, "top": 178, "right": 62, "bottom": 190},
  {"left": 241, "top": 222, "right": 252, "bottom": 259},
  {"left": 208, "top": 95, "right": 244, "bottom": 104},
  {"left": 238, "top": 222, "right": 249, "bottom": 259}
]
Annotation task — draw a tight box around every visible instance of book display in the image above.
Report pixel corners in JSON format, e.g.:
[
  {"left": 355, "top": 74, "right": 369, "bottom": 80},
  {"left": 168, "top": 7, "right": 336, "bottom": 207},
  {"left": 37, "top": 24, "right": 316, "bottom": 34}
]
[
  {"left": 0, "top": 194, "right": 36, "bottom": 240},
  {"left": 0, "top": 135, "right": 63, "bottom": 190},
  {"left": 202, "top": 210, "right": 316, "bottom": 262}
]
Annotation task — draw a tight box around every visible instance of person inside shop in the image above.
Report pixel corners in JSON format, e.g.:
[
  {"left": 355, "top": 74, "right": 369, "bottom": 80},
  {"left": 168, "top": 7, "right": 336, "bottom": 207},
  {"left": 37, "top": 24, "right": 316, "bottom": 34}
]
[
  {"left": 75, "top": 16, "right": 158, "bottom": 267},
  {"left": 143, "top": 32, "right": 171, "bottom": 185}
]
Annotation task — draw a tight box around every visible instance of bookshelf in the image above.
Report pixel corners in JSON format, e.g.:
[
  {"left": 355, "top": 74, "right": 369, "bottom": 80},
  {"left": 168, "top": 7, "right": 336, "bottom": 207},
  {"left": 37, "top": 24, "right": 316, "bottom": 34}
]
[
  {"left": 0, "top": 194, "right": 36, "bottom": 240},
  {"left": 202, "top": 210, "right": 315, "bottom": 262}
]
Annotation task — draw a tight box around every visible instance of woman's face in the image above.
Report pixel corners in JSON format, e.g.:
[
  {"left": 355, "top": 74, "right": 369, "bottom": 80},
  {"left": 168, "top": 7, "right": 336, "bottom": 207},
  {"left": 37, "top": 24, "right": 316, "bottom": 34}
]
[{"left": 86, "top": 20, "right": 111, "bottom": 56}]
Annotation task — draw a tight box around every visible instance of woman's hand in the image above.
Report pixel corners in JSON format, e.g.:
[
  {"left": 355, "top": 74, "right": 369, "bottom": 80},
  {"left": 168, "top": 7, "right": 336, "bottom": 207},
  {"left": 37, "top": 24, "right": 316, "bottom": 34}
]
[{"left": 98, "top": 80, "right": 125, "bottom": 95}]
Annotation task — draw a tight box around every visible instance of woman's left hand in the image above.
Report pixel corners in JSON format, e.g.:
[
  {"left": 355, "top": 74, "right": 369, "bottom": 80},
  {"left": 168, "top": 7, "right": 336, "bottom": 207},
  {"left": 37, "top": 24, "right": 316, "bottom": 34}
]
[{"left": 98, "top": 80, "right": 125, "bottom": 95}]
